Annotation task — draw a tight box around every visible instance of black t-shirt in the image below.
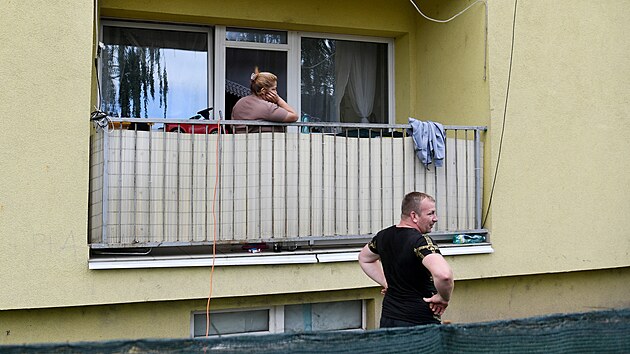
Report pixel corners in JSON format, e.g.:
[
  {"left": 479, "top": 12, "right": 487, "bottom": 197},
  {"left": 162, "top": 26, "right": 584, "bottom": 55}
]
[{"left": 368, "top": 225, "right": 442, "bottom": 325}]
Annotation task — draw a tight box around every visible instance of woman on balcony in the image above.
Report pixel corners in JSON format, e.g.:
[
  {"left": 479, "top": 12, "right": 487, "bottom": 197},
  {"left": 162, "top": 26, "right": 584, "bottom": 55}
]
[{"left": 231, "top": 67, "right": 298, "bottom": 133}]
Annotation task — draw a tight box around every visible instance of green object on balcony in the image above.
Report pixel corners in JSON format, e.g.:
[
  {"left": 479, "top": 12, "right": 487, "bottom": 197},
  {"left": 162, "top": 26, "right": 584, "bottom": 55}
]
[{"left": 453, "top": 234, "right": 486, "bottom": 244}]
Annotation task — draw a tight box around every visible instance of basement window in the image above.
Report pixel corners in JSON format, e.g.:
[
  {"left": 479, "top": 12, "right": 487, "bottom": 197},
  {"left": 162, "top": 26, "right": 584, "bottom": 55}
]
[{"left": 191, "top": 300, "right": 365, "bottom": 337}]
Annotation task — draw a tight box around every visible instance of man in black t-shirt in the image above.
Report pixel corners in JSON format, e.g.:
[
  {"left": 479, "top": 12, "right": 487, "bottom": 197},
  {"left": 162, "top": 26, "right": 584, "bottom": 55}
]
[{"left": 358, "top": 192, "right": 454, "bottom": 327}]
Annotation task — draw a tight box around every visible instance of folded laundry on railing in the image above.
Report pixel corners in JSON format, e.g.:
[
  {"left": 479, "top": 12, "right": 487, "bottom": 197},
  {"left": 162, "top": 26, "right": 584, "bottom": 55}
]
[{"left": 408, "top": 117, "right": 445, "bottom": 168}]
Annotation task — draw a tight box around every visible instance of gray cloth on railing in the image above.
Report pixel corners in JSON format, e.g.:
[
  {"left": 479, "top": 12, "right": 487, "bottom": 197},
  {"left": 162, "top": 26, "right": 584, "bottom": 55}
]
[{"left": 408, "top": 117, "right": 445, "bottom": 168}]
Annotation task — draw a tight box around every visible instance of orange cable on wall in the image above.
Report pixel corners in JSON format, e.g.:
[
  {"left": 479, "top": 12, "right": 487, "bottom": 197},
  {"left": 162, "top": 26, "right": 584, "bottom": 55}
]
[{"left": 205, "top": 118, "right": 221, "bottom": 337}]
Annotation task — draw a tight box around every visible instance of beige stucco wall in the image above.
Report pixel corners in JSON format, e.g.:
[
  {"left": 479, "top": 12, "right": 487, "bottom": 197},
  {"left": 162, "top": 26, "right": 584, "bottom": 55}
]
[
  {"left": 1, "top": 0, "right": 628, "bottom": 338},
  {"left": 415, "top": 0, "right": 490, "bottom": 126},
  {"left": 416, "top": 0, "right": 630, "bottom": 275},
  {"left": 0, "top": 0, "right": 420, "bottom": 312},
  {"left": 0, "top": 0, "right": 95, "bottom": 307},
  {"left": 0, "top": 288, "right": 375, "bottom": 344},
  {"left": 450, "top": 266, "right": 630, "bottom": 323},
  {"left": 2, "top": 268, "right": 628, "bottom": 345},
  {"left": 482, "top": 0, "right": 630, "bottom": 274}
]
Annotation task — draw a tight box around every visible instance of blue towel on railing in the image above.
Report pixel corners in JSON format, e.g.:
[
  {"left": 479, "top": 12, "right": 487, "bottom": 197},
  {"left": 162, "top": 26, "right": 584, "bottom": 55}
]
[{"left": 408, "top": 118, "right": 445, "bottom": 168}]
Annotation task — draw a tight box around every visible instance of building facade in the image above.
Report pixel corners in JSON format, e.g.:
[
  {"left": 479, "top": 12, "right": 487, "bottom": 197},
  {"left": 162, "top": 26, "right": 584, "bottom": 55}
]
[{"left": 1, "top": 0, "right": 629, "bottom": 344}]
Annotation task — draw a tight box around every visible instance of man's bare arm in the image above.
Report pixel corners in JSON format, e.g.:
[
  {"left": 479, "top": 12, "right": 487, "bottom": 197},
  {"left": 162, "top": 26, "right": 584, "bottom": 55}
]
[
  {"left": 422, "top": 253, "right": 454, "bottom": 316},
  {"left": 358, "top": 244, "right": 388, "bottom": 290}
]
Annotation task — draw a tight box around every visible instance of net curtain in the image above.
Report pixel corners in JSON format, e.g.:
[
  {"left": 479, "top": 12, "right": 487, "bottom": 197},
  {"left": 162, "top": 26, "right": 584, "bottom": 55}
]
[{"left": 333, "top": 41, "right": 378, "bottom": 123}]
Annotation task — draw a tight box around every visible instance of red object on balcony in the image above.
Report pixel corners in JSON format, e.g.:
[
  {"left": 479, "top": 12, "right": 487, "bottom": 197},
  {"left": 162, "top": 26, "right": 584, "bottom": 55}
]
[
  {"left": 164, "top": 107, "right": 222, "bottom": 134},
  {"left": 165, "top": 122, "right": 220, "bottom": 134}
]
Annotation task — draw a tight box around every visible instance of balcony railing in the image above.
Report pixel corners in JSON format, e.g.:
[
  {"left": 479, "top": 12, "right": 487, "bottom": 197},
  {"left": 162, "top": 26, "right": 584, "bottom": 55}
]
[{"left": 89, "top": 118, "right": 486, "bottom": 250}]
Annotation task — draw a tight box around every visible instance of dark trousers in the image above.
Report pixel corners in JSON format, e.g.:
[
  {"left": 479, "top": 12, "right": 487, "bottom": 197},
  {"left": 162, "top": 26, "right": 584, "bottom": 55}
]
[{"left": 380, "top": 316, "right": 440, "bottom": 328}]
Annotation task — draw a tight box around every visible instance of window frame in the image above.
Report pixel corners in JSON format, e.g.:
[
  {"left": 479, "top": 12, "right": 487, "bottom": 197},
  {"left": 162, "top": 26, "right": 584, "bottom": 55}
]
[
  {"left": 297, "top": 31, "right": 396, "bottom": 124},
  {"left": 99, "top": 20, "right": 395, "bottom": 123},
  {"left": 190, "top": 300, "right": 366, "bottom": 338},
  {"left": 98, "top": 19, "right": 215, "bottom": 119},
  {"left": 213, "top": 25, "right": 298, "bottom": 121},
  {"left": 190, "top": 307, "right": 276, "bottom": 338}
]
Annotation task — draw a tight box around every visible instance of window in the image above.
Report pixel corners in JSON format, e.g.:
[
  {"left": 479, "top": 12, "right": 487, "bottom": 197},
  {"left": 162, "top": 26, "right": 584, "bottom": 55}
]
[
  {"left": 223, "top": 27, "right": 289, "bottom": 120},
  {"left": 100, "top": 22, "right": 212, "bottom": 120},
  {"left": 193, "top": 309, "right": 270, "bottom": 337},
  {"left": 284, "top": 301, "right": 363, "bottom": 333},
  {"left": 192, "top": 300, "right": 365, "bottom": 337},
  {"left": 300, "top": 37, "right": 390, "bottom": 124},
  {"left": 99, "top": 21, "right": 393, "bottom": 124},
  {"left": 226, "top": 27, "right": 287, "bottom": 44}
]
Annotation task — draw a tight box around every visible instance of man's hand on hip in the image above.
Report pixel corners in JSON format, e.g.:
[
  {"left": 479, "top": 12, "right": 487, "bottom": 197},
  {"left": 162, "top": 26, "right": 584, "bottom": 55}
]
[{"left": 423, "top": 293, "right": 449, "bottom": 316}]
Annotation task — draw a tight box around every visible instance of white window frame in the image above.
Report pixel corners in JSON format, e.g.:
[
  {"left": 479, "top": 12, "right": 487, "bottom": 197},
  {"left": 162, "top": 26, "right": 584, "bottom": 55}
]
[
  {"left": 99, "top": 21, "right": 394, "bottom": 123},
  {"left": 191, "top": 300, "right": 366, "bottom": 338},
  {"left": 98, "top": 20, "right": 214, "bottom": 119},
  {"left": 214, "top": 26, "right": 297, "bottom": 121},
  {"left": 214, "top": 26, "right": 395, "bottom": 124},
  {"left": 190, "top": 306, "right": 277, "bottom": 338},
  {"left": 296, "top": 32, "right": 396, "bottom": 124}
]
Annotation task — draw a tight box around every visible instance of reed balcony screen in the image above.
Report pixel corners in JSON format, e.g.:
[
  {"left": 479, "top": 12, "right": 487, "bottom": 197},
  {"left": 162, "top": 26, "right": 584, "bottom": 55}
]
[{"left": 89, "top": 119, "right": 486, "bottom": 249}]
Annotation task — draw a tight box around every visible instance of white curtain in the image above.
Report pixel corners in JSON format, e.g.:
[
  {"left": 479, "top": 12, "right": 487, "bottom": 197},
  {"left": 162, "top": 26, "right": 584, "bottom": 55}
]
[{"left": 333, "top": 42, "right": 377, "bottom": 123}]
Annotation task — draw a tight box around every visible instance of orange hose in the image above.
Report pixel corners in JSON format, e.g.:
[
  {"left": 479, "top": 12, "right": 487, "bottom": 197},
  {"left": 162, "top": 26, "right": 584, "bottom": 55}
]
[{"left": 205, "top": 119, "right": 221, "bottom": 337}]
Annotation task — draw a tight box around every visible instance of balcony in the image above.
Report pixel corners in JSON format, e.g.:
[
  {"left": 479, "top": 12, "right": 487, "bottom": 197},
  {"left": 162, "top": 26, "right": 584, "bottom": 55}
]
[{"left": 89, "top": 118, "right": 487, "bottom": 262}]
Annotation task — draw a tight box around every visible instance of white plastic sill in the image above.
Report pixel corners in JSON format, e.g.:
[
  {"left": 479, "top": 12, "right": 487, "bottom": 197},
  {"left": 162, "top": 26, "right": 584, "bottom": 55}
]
[{"left": 88, "top": 243, "right": 493, "bottom": 270}]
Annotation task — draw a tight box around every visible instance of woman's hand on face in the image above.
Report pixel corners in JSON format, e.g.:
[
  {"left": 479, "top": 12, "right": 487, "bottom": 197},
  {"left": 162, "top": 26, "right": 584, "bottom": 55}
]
[{"left": 263, "top": 90, "right": 279, "bottom": 104}]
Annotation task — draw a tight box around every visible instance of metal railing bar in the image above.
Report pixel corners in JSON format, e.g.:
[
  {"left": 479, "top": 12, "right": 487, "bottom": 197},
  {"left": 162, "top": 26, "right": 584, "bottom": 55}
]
[
  {"left": 217, "top": 127, "right": 223, "bottom": 243},
  {"left": 102, "top": 129, "right": 109, "bottom": 244},
  {"left": 245, "top": 131, "right": 249, "bottom": 238},
  {"left": 271, "top": 131, "right": 275, "bottom": 239},
  {"left": 284, "top": 131, "right": 288, "bottom": 238},
  {"left": 465, "top": 129, "right": 470, "bottom": 230},
  {"left": 321, "top": 130, "right": 325, "bottom": 236},
  {"left": 379, "top": 130, "right": 385, "bottom": 225},
  {"left": 333, "top": 131, "right": 337, "bottom": 235},
  {"left": 475, "top": 129, "right": 483, "bottom": 230},
  {"left": 205, "top": 126, "right": 209, "bottom": 242},
  {"left": 345, "top": 129, "right": 349, "bottom": 235},
  {"left": 444, "top": 130, "right": 450, "bottom": 231},
  {"left": 133, "top": 126, "right": 138, "bottom": 243},
  {"left": 357, "top": 129, "right": 361, "bottom": 235},
  {"left": 105, "top": 117, "right": 487, "bottom": 132},
  {"left": 118, "top": 126, "right": 123, "bottom": 244},
  {"left": 309, "top": 132, "right": 313, "bottom": 236},
  {"left": 297, "top": 127, "right": 301, "bottom": 237},
  {"left": 190, "top": 127, "right": 195, "bottom": 241},
  {"left": 455, "top": 130, "right": 466, "bottom": 228},
  {"left": 232, "top": 127, "right": 236, "bottom": 241},
  {"left": 148, "top": 124, "right": 152, "bottom": 243},
  {"left": 258, "top": 130, "right": 262, "bottom": 239},
  {"left": 391, "top": 130, "right": 395, "bottom": 225},
  {"left": 176, "top": 124, "right": 181, "bottom": 242},
  {"left": 89, "top": 227, "right": 490, "bottom": 250},
  {"left": 162, "top": 127, "right": 166, "bottom": 242},
  {"left": 434, "top": 161, "right": 439, "bottom": 230},
  {"left": 368, "top": 128, "right": 373, "bottom": 233},
  {"left": 402, "top": 128, "right": 406, "bottom": 212}
]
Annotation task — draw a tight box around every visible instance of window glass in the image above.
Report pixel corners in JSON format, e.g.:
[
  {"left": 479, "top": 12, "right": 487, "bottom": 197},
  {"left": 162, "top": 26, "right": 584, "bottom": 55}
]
[
  {"left": 226, "top": 27, "right": 287, "bottom": 44},
  {"left": 284, "top": 300, "right": 363, "bottom": 333},
  {"left": 193, "top": 309, "right": 269, "bottom": 337},
  {"left": 225, "top": 48, "right": 287, "bottom": 119},
  {"left": 101, "top": 25, "right": 208, "bottom": 119},
  {"left": 301, "top": 38, "right": 389, "bottom": 124}
]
